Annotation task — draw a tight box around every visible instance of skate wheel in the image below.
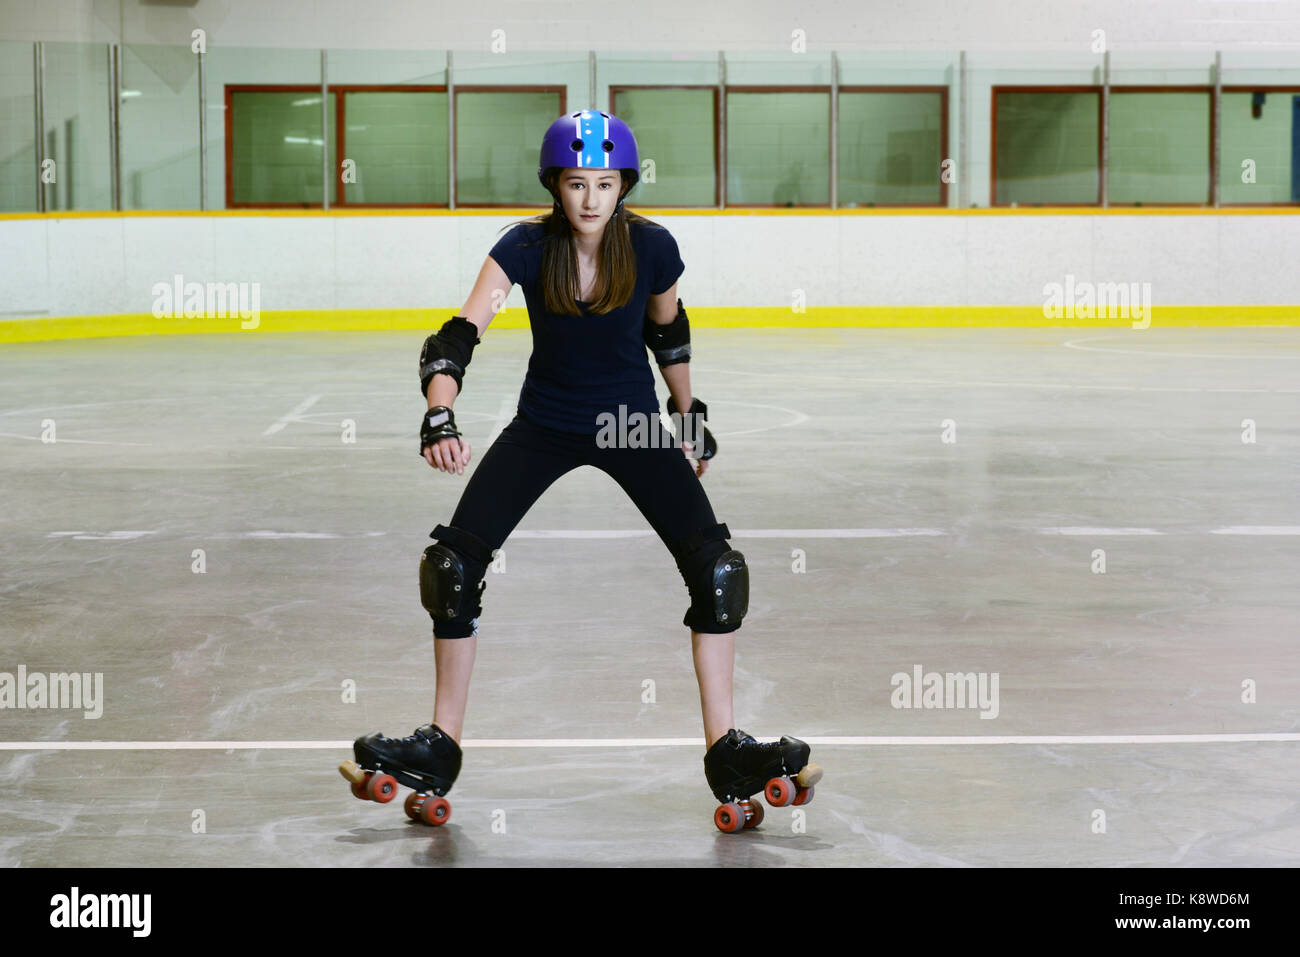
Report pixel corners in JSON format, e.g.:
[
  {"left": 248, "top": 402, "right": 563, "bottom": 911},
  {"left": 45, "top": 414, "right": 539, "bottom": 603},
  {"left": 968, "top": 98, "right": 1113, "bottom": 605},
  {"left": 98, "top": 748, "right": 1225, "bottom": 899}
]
[
  {"left": 420, "top": 796, "right": 451, "bottom": 826},
  {"left": 714, "top": 803, "right": 747, "bottom": 833},
  {"left": 351, "top": 778, "right": 370, "bottom": 801},
  {"left": 793, "top": 785, "right": 814, "bottom": 806},
  {"left": 404, "top": 792, "right": 427, "bottom": 821},
  {"left": 366, "top": 773, "right": 398, "bottom": 803},
  {"left": 742, "top": 799, "right": 764, "bottom": 829},
  {"left": 765, "top": 776, "right": 795, "bottom": 807}
]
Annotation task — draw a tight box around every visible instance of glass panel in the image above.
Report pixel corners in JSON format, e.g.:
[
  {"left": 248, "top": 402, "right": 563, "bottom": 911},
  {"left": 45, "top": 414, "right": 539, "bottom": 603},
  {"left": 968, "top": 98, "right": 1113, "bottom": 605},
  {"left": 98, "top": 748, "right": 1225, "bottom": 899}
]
[
  {"left": 1221, "top": 90, "right": 1300, "bottom": 204},
  {"left": 612, "top": 87, "right": 715, "bottom": 206},
  {"left": 1108, "top": 92, "right": 1210, "bottom": 204},
  {"left": 120, "top": 42, "right": 200, "bottom": 210},
  {"left": 229, "top": 90, "right": 336, "bottom": 206},
  {"left": 455, "top": 89, "right": 563, "bottom": 205},
  {"left": 342, "top": 91, "right": 447, "bottom": 205},
  {"left": 0, "top": 41, "right": 37, "bottom": 212},
  {"left": 968, "top": 52, "right": 1100, "bottom": 207},
  {"left": 726, "top": 91, "right": 830, "bottom": 205},
  {"left": 838, "top": 91, "right": 943, "bottom": 206},
  {"left": 203, "top": 47, "right": 323, "bottom": 208},
  {"left": 328, "top": 49, "right": 448, "bottom": 206},
  {"left": 42, "top": 41, "right": 113, "bottom": 211},
  {"left": 994, "top": 91, "right": 1099, "bottom": 205}
]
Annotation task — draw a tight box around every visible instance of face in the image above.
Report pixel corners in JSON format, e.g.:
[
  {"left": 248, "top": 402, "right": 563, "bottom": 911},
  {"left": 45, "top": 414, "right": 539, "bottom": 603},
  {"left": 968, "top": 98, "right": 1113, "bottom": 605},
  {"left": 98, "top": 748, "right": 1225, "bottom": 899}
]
[{"left": 556, "top": 169, "right": 624, "bottom": 236}]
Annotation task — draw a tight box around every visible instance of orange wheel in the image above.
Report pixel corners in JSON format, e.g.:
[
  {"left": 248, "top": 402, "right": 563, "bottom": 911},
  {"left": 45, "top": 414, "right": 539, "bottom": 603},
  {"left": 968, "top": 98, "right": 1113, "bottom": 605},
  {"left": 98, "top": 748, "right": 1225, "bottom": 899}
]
[
  {"left": 742, "top": 799, "right": 764, "bottom": 829},
  {"left": 367, "top": 773, "right": 398, "bottom": 803},
  {"left": 404, "top": 792, "right": 427, "bottom": 821},
  {"left": 714, "top": 803, "right": 746, "bottom": 833},
  {"left": 765, "top": 776, "right": 795, "bottom": 807},
  {"left": 420, "top": 796, "right": 451, "bottom": 826},
  {"left": 793, "top": 785, "right": 815, "bottom": 806},
  {"left": 351, "top": 779, "right": 369, "bottom": 800}
]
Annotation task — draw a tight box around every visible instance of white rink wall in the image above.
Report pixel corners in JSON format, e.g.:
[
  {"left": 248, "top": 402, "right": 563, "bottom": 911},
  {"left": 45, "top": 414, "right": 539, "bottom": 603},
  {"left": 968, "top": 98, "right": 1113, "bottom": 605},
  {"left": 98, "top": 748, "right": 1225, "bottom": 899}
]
[{"left": 1, "top": 213, "right": 1298, "bottom": 320}]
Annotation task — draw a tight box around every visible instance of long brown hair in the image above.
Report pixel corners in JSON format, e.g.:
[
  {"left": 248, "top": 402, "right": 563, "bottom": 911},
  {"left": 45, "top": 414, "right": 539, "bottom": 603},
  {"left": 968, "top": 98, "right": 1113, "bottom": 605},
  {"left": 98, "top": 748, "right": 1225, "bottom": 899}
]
[{"left": 500, "top": 168, "right": 659, "bottom": 316}]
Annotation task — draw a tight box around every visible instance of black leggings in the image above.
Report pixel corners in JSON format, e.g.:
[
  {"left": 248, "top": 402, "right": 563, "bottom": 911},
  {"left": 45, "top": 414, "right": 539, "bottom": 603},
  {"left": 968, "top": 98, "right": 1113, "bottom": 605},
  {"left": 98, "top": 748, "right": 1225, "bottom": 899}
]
[{"left": 429, "top": 409, "right": 742, "bottom": 638}]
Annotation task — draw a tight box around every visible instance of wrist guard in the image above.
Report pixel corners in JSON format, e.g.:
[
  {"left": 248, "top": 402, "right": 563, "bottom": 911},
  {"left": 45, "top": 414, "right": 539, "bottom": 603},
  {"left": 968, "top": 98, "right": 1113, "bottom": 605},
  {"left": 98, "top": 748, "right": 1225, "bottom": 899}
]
[
  {"left": 420, "top": 316, "right": 481, "bottom": 398},
  {"left": 420, "top": 406, "right": 462, "bottom": 456},
  {"left": 666, "top": 395, "right": 717, "bottom": 461},
  {"left": 643, "top": 298, "right": 691, "bottom": 367}
]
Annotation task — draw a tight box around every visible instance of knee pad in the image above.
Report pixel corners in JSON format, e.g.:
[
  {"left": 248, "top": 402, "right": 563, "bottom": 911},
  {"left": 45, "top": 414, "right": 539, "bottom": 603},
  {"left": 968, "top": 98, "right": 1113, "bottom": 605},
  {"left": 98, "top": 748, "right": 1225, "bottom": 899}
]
[
  {"left": 707, "top": 548, "right": 749, "bottom": 627},
  {"left": 675, "top": 523, "right": 748, "bottom": 633},
  {"left": 420, "top": 523, "right": 494, "bottom": 636}
]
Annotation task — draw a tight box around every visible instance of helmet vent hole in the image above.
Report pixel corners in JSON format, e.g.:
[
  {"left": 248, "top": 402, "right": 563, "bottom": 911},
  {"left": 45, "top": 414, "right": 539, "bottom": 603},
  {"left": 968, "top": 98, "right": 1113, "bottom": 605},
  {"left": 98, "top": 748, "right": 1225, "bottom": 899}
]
[
  {"left": 602, "top": 140, "right": 614, "bottom": 152},
  {"left": 570, "top": 139, "right": 584, "bottom": 152}
]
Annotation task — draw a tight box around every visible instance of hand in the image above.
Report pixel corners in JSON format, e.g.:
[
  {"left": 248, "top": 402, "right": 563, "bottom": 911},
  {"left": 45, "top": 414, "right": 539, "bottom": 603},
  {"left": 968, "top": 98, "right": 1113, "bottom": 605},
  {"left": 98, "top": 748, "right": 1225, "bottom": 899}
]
[
  {"left": 423, "top": 436, "right": 470, "bottom": 474},
  {"left": 682, "top": 441, "right": 709, "bottom": 478}
]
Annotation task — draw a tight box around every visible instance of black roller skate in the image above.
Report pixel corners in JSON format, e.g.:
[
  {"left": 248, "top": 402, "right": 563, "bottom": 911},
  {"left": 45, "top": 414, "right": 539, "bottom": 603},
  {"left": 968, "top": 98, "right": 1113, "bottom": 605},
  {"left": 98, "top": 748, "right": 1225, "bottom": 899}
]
[
  {"left": 703, "top": 728, "right": 823, "bottom": 833},
  {"left": 338, "top": 723, "right": 462, "bottom": 826}
]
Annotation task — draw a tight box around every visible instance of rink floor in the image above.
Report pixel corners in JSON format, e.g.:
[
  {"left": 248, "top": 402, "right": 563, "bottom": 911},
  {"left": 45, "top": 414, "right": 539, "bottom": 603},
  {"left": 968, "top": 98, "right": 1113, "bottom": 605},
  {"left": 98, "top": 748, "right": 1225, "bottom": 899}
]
[{"left": 1, "top": 325, "right": 1297, "bottom": 866}]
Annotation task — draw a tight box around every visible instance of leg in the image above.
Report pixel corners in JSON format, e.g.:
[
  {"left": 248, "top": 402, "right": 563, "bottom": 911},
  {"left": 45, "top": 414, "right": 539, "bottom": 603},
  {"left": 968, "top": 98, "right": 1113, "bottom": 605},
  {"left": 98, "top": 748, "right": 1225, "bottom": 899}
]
[
  {"left": 692, "top": 630, "right": 735, "bottom": 751},
  {"left": 589, "top": 421, "right": 748, "bottom": 749},
  {"left": 425, "top": 414, "right": 585, "bottom": 741},
  {"left": 433, "top": 635, "right": 475, "bottom": 744}
]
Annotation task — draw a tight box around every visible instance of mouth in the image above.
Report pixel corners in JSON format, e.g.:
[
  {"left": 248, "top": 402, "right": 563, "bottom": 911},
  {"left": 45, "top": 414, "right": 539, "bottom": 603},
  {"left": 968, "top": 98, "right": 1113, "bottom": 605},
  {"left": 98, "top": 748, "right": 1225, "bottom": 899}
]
[{"left": 580, "top": 214, "right": 599, "bottom": 220}]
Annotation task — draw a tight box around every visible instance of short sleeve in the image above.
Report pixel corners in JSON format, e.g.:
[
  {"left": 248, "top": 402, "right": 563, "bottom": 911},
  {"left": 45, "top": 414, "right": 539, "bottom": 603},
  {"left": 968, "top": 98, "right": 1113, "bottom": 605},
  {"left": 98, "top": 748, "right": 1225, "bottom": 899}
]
[
  {"left": 487, "top": 224, "right": 528, "bottom": 288},
  {"left": 648, "top": 226, "right": 685, "bottom": 295}
]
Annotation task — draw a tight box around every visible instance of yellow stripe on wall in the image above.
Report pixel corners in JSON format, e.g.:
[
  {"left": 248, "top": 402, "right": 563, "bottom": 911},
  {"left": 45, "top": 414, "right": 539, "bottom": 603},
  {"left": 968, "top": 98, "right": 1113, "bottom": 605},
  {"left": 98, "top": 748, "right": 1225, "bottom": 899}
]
[
  {"left": 2, "top": 305, "right": 1297, "bottom": 344},
  {"left": 2, "top": 206, "right": 1300, "bottom": 220}
]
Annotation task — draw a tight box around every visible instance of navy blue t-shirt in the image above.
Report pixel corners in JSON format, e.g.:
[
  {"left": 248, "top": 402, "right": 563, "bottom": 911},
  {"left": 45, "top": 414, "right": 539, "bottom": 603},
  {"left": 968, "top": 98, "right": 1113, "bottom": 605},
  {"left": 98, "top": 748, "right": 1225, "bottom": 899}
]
[{"left": 487, "top": 219, "right": 685, "bottom": 434}]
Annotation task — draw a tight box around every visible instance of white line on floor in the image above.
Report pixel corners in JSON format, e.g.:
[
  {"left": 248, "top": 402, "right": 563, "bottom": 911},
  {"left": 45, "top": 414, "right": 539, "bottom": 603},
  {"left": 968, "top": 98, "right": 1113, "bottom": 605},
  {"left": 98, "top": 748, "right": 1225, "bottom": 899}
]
[
  {"left": 1210, "top": 526, "right": 1300, "bottom": 535},
  {"left": 1039, "top": 527, "right": 1163, "bottom": 535},
  {"left": 481, "top": 395, "right": 516, "bottom": 449},
  {"left": 1062, "top": 334, "right": 1300, "bottom": 361},
  {"left": 510, "top": 529, "right": 952, "bottom": 538},
  {"left": 0, "top": 431, "right": 153, "bottom": 446},
  {"left": 2, "top": 733, "right": 1297, "bottom": 751},
  {"left": 38, "top": 527, "right": 1300, "bottom": 540},
  {"left": 263, "top": 394, "right": 322, "bottom": 436}
]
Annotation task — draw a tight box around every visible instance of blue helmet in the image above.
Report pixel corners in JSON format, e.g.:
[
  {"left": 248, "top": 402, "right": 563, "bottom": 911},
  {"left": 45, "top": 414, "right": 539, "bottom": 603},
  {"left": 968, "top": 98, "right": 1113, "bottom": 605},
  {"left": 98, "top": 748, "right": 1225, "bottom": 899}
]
[{"left": 538, "top": 109, "right": 640, "bottom": 200}]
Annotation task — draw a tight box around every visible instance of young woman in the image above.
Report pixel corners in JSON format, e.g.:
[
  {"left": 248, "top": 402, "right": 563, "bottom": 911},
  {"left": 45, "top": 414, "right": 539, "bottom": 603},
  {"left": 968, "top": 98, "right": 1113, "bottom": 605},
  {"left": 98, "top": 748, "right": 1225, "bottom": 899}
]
[{"left": 340, "top": 110, "right": 821, "bottom": 833}]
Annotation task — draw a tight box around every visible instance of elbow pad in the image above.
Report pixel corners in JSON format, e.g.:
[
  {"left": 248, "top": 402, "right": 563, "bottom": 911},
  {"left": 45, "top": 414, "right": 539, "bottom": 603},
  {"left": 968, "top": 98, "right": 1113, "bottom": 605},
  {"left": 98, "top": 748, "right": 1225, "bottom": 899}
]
[
  {"left": 643, "top": 298, "right": 691, "bottom": 367},
  {"left": 419, "top": 316, "right": 481, "bottom": 397}
]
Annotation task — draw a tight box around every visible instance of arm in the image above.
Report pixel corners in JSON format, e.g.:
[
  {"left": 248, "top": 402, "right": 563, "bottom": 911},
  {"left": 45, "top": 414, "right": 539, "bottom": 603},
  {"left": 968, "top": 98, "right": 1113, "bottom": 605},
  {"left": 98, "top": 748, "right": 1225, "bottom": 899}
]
[
  {"left": 645, "top": 283, "right": 714, "bottom": 475},
  {"left": 646, "top": 282, "right": 693, "bottom": 414},
  {"left": 421, "top": 254, "right": 514, "bottom": 473},
  {"left": 426, "top": 254, "right": 513, "bottom": 408}
]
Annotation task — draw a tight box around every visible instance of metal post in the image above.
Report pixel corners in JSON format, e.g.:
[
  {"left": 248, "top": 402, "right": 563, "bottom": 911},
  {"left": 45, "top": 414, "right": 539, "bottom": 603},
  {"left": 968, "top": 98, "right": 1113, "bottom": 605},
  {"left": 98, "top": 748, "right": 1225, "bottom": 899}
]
[
  {"left": 34, "top": 42, "right": 45, "bottom": 213},
  {"left": 447, "top": 50, "right": 455, "bottom": 210},
  {"left": 108, "top": 44, "right": 120, "bottom": 211},
  {"left": 718, "top": 50, "right": 726, "bottom": 209},
  {"left": 588, "top": 50, "right": 596, "bottom": 108},
  {"left": 830, "top": 51, "right": 838, "bottom": 210},
  {"left": 1101, "top": 50, "right": 1109, "bottom": 208},
  {"left": 321, "top": 50, "right": 329, "bottom": 210},
  {"left": 199, "top": 46, "right": 207, "bottom": 211},
  {"left": 1212, "top": 51, "right": 1221, "bottom": 208},
  {"left": 958, "top": 50, "right": 967, "bottom": 208}
]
